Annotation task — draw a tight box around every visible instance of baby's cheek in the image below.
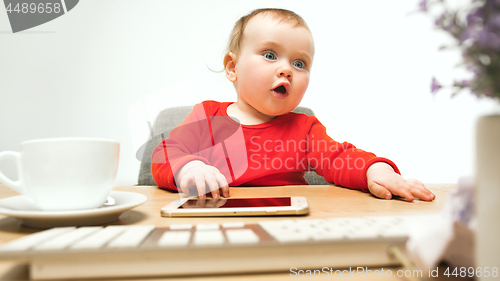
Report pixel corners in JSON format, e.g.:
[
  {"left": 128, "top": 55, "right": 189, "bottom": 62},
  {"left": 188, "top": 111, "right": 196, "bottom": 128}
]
[
  {"left": 297, "top": 73, "right": 309, "bottom": 88},
  {"left": 296, "top": 79, "right": 309, "bottom": 96}
]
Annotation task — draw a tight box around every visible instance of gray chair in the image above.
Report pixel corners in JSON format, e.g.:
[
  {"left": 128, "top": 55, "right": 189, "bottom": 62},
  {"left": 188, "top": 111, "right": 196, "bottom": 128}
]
[{"left": 137, "top": 106, "right": 329, "bottom": 186}]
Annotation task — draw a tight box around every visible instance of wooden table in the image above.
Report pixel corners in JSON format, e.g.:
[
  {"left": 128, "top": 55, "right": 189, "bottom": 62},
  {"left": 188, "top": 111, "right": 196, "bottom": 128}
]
[{"left": 0, "top": 184, "right": 458, "bottom": 280}]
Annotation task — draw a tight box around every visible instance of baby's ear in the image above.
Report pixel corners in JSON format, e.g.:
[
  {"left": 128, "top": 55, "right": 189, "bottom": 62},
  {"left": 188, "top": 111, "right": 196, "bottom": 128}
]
[{"left": 224, "top": 52, "right": 237, "bottom": 82}]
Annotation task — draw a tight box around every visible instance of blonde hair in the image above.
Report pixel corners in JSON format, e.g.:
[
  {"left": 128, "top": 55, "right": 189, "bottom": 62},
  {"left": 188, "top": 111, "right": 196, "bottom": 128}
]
[{"left": 223, "top": 8, "right": 310, "bottom": 67}]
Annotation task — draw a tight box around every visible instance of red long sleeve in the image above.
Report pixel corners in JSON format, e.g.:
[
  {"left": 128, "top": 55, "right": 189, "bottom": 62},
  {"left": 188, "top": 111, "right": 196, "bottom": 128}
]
[{"left": 151, "top": 101, "right": 399, "bottom": 192}]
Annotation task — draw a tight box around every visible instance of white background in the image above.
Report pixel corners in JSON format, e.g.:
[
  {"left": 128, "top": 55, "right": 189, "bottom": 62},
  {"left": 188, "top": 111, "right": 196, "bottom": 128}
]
[{"left": 0, "top": 0, "right": 498, "bottom": 186}]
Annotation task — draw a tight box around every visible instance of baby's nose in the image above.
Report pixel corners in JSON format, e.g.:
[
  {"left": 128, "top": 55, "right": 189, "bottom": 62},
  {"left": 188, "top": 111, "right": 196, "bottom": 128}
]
[{"left": 277, "top": 66, "right": 292, "bottom": 78}]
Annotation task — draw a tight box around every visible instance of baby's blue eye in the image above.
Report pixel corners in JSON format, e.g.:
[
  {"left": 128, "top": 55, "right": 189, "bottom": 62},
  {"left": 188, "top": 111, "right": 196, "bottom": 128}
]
[
  {"left": 293, "top": 61, "right": 305, "bottom": 69},
  {"left": 263, "top": 52, "right": 276, "bottom": 60}
]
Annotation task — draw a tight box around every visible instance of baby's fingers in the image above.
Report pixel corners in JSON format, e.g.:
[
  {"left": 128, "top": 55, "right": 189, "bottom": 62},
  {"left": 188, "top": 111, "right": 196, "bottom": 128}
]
[
  {"left": 370, "top": 181, "right": 415, "bottom": 202},
  {"left": 368, "top": 182, "right": 393, "bottom": 200},
  {"left": 204, "top": 173, "right": 221, "bottom": 199},
  {"left": 178, "top": 175, "right": 207, "bottom": 198},
  {"left": 194, "top": 174, "right": 208, "bottom": 199},
  {"left": 215, "top": 173, "right": 229, "bottom": 197},
  {"left": 178, "top": 175, "right": 194, "bottom": 197},
  {"left": 385, "top": 181, "right": 416, "bottom": 202},
  {"left": 406, "top": 179, "right": 435, "bottom": 201}
]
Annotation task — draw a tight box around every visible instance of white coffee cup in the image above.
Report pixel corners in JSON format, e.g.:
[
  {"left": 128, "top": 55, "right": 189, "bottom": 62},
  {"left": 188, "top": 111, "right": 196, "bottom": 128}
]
[{"left": 0, "top": 138, "right": 120, "bottom": 211}]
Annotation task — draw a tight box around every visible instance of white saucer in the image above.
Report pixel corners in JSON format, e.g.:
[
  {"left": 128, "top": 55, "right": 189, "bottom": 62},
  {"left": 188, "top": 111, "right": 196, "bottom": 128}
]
[{"left": 0, "top": 191, "right": 147, "bottom": 228}]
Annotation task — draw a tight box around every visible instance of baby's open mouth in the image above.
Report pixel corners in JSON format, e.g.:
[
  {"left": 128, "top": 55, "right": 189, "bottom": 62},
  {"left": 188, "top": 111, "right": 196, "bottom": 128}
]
[
  {"left": 271, "top": 85, "right": 289, "bottom": 100},
  {"left": 274, "top": 85, "right": 287, "bottom": 94}
]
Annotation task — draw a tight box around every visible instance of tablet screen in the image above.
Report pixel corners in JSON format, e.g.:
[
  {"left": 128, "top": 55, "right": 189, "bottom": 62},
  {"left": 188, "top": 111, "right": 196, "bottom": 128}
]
[{"left": 179, "top": 197, "right": 291, "bottom": 208}]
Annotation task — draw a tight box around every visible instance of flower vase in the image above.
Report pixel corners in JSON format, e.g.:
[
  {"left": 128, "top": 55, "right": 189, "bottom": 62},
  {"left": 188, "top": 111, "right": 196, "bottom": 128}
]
[{"left": 475, "top": 115, "right": 500, "bottom": 278}]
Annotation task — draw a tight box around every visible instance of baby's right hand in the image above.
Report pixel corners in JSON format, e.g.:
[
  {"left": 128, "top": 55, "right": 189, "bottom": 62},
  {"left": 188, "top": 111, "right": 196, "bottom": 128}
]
[{"left": 175, "top": 161, "right": 229, "bottom": 199}]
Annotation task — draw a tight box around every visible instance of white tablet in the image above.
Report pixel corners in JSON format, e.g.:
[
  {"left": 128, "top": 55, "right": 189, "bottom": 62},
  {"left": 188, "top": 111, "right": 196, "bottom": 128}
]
[{"left": 161, "top": 197, "right": 309, "bottom": 217}]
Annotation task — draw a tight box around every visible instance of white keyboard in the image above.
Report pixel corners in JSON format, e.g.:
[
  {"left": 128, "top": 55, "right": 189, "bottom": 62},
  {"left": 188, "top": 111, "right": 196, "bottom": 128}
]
[{"left": 0, "top": 216, "right": 412, "bottom": 280}]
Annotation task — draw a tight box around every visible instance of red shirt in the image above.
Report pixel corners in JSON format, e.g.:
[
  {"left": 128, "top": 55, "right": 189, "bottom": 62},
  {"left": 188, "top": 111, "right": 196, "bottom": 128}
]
[{"left": 151, "top": 101, "right": 399, "bottom": 192}]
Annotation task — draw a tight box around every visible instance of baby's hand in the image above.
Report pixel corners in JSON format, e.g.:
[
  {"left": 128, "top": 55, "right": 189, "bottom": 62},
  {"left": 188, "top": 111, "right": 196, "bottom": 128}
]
[
  {"left": 366, "top": 162, "right": 435, "bottom": 202},
  {"left": 175, "top": 161, "right": 229, "bottom": 199}
]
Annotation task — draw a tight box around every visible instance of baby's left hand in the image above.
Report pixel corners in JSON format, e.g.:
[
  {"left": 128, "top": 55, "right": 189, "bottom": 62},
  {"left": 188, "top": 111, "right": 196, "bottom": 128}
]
[{"left": 366, "top": 162, "right": 435, "bottom": 202}]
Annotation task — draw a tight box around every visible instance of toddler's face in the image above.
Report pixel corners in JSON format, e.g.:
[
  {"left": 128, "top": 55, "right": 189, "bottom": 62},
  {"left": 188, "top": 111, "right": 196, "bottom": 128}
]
[{"left": 231, "top": 14, "right": 314, "bottom": 117}]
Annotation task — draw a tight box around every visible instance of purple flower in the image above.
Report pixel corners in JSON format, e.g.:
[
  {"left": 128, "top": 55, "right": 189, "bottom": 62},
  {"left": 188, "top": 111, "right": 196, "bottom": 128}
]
[
  {"left": 454, "top": 79, "right": 471, "bottom": 88},
  {"left": 460, "top": 27, "right": 475, "bottom": 43},
  {"left": 486, "top": 0, "right": 500, "bottom": 9},
  {"left": 441, "top": 17, "right": 458, "bottom": 33},
  {"left": 418, "top": 0, "right": 500, "bottom": 100},
  {"left": 466, "top": 65, "right": 481, "bottom": 74},
  {"left": 435, "top": 14, "right": 445, "bottom": 26},
  {"left": 466, "top": 9, "right": 483, "bottom": 27},
  {"left": 407, "top": 0, "right": 428, "bottom": 16},
  {"left": 431, "top": 77, "right": 442, "bottom": 94},
  {"left": 478, "top": 31, "right": 500, "bottom": 51},
  {"left": 419, "top": 0, "right": 428, "bottom": 11},
  {"left": 488, "top": 14, "right": 500, "bottom": 29}
]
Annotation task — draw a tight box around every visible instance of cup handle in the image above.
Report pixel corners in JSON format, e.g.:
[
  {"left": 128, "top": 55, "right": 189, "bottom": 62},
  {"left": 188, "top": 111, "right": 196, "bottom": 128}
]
[{"left": 0, "top": 151, "right": 27, "bottom": 195}]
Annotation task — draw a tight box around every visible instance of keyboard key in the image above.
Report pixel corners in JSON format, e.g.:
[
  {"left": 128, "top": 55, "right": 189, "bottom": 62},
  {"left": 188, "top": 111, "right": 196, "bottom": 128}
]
[
  {"left": 193, "top": 230, "right": 225, "bottom": 245},
  {"left": 0, "top": 227, "right": 75, "bottom": 252},
  {"left": 258, "top": 219, "right": 294, "bottom": 229},
  {"left": 107, "top": 225, "right": 155, "bottom": 249},
  {"left": 71, "top": 226, "right": 127, "bottom": 250},
  {"left": 258, "top": 220, "right": 295, "bottom": 234},
  {"left": 158, "top": 231, "right": 191, "bottom": 247},
  {"left": 169, "top": 224, "right": 193, "bottom": 230},
  {"left": 222, "top": 222, "right": 245, "bottom": 228},
  {"left": 273, "top": 232, "right": 309, "bottom": 243},
  {"left": 225, "top": 229, "right": 259, "bottom": 244},
  {"left": 371, "top": 216, "right": 404, "bottom": 227},
  {"left": 294, "top": 219, "right": 326, "bottom": 227},
  {"left": 311, "top": 230, "right": 345, "bottom": 241},
  {"left": 325, "top": 218, "right": 352, "bottom": 227},
  {"left": 196, "top": 223, "right": 220, "bottom": 231},
  {"left": 380, "top": 227, "right": 409, "bottom": 239},
  {"left": 346, "top": 229, "right": 380, "bottom": 239},
  {"left": 35, "top": 227, "right": 101, "bottom": 251},
  {"left": 295, "top": 224, "right": 317, "bottom": 235}
]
